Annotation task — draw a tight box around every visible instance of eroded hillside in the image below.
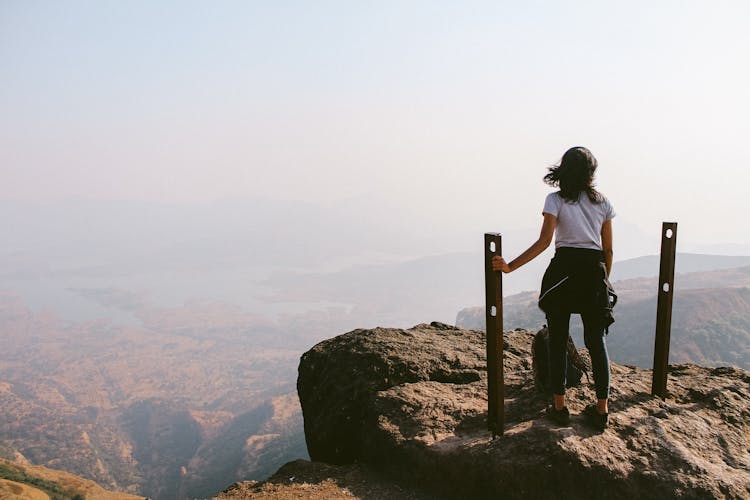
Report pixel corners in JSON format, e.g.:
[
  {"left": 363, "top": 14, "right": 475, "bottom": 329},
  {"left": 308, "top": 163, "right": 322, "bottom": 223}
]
[{"left": 0, "top": 292, "right": 307, "bottom": 499}]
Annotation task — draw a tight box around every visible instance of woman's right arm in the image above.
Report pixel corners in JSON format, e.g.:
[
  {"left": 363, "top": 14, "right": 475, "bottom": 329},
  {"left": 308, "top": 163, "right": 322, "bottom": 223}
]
[
  {"left": 492, "top": 213, "right": 556, "bottom": 273},
  {"left": 601, "top": 219, "right": 613, "bottom": 277}
]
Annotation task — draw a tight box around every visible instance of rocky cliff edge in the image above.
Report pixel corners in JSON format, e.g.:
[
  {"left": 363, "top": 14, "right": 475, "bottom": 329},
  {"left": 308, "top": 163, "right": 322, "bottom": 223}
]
[{"left": 223, "top": 322, "right": 750, "bottom": 499}]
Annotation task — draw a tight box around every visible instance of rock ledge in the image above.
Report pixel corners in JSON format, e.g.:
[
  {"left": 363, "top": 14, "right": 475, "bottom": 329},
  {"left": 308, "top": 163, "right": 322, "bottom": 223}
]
[{"left": 293, "top": 322, "right": 750, "bottom": 499}]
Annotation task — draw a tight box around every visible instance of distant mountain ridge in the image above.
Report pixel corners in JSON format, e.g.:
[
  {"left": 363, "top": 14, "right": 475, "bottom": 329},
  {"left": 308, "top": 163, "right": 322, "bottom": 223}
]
[
  {"left": 456, "top": 264, "right": 750, "bottom": 370},
  {"left": 611, "top": 253, "right": 750, "bottom": 281}
]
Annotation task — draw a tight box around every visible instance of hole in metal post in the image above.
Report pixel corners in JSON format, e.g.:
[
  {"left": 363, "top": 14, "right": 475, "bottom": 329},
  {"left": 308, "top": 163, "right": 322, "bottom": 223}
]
[
  {"left": 491, "top": 306, "right": 497, "bottom": 317},
  {"left": 665, "top": 229, "right": 673, "bottom": 239},
  {"left": 490, "top": 241, "right": 496, "bottom": 253},
  {"left": 662, "top": 283, "right": 670, "bottom": 292}
]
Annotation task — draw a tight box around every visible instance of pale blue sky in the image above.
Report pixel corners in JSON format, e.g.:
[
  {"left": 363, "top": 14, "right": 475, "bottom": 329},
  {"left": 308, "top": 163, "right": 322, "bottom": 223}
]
[{"left": 2, "top": 1, "right": 749, "bottom": 249}]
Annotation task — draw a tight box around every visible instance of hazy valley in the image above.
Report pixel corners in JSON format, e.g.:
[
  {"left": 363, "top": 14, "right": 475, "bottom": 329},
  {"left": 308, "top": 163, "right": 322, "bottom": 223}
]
[
  {"left": 3, "top": 198, "right": 750, "bottom": 498},
  {"left": 0, "top": 197, "right": 502, "bottom": 498},
  {"left": 0, "top": 290, "right": 310, "bottom": 498}
]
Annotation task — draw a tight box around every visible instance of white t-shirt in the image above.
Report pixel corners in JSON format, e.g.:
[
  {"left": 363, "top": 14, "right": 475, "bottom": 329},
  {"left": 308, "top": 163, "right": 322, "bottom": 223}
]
[{"left": 542, "top": 191, "right": 615, "bottom": 250}]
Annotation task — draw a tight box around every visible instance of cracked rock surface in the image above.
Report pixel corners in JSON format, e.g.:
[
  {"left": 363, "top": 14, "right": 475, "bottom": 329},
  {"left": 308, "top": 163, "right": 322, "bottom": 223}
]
[{"left": 296, "top": 322, "right": 750, "bottom": 499}]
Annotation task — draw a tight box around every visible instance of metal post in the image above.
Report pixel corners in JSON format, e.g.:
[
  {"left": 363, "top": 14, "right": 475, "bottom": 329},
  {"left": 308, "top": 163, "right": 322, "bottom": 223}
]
[
  {"left": 651, "top": 222, "right": 677, "bottom": 398},
  {"left": 484, "top": 233, "right": 504, "bottom": 437}
]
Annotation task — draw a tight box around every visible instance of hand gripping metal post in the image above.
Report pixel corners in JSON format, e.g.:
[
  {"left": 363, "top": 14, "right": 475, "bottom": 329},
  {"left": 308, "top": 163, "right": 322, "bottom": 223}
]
[
  {"left": 651, "top": 222, "right": 677, "bottom": 398},
  {"left": 484, "top": 233, "right": 504, "bottom": 437}
]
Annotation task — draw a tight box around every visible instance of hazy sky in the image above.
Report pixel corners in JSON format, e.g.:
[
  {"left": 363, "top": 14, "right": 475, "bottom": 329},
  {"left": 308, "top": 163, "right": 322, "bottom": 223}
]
[{"left": 2, "top": 1, "right": 749, "bottom": 249}]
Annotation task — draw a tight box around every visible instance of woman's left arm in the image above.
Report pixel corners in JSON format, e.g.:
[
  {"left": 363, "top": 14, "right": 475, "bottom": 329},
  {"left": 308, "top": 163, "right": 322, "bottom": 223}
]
[
  {"left": 601, "top": 219, "right": 613, "bottom": 277},
  {"left": 492, "top": 213, "right": 556, "bottom": 273}
]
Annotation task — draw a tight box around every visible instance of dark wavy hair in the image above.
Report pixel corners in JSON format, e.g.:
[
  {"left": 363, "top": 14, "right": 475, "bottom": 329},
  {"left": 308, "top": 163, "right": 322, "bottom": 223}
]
[{"left": 544, "top": 146, "right": 602, "bottom": 203}]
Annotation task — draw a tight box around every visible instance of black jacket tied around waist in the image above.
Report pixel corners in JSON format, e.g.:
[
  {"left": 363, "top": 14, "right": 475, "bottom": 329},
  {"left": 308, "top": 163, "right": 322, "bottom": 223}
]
[{"left": 538, "top": 247, "right": 617, "bottom": 331}]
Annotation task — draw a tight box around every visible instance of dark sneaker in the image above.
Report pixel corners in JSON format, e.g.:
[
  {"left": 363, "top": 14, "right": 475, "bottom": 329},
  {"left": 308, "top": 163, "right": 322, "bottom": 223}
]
[
  {"left": 546, "top": 405, "right": 571, "bottom": 426},
  {"left": 584, "top": 404, "right": 608, "bottom": 431}
]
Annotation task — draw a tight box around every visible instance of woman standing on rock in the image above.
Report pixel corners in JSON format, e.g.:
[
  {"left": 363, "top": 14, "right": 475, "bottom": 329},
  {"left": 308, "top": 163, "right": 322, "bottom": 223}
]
[{"left": 492, "top": 146, "right": 615, "bottom": 430}]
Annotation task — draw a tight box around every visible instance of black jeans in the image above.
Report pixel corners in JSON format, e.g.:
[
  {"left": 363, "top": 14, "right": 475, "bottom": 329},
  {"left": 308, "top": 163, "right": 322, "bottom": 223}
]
[{"left": 546, "top": 309, "right": 610, "bottom": 400}]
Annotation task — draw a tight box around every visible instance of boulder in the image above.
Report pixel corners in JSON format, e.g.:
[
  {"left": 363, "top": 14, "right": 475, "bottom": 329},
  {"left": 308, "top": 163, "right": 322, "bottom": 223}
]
[{"left": 296, "top": 322, "right": 750, "bottom": 499}]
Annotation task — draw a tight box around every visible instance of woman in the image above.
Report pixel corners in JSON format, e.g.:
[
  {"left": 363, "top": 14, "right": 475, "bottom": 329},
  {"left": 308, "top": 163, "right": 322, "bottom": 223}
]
[{"left": 492, "top": 146, "right": 614, "bottom": 430}]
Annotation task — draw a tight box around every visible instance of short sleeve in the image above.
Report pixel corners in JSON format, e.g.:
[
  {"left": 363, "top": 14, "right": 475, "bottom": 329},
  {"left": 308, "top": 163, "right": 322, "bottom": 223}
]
[
  {"left": 543, "top": 192, "right": 561, "bottom": 217},
  {"left": 604, "top": 198, "right": 616, "bottom": 220}
]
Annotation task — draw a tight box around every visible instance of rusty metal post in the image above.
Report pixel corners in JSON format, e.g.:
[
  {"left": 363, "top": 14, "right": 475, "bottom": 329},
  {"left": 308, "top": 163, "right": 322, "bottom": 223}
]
[
  {"left": 651, "top": 222, "right": 677, "bottom": 398},
  {"left": 484, "top": 233, "right": 504, "bottom": 437}
]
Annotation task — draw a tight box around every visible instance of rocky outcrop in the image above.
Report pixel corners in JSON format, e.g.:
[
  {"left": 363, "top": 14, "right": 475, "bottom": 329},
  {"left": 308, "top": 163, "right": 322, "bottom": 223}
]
[
  {"left": 216, "top": 459, "right": 432, "bottom": 500},
  {"left": 294, "top": 322, "right": 750, "bottom": 499}
]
